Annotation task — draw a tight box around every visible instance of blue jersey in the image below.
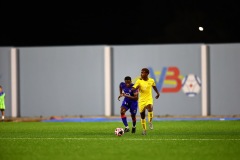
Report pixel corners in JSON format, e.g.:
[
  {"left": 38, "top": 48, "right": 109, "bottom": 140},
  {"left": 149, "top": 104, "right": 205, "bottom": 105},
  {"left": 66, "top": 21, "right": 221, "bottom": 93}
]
[{"left": 119, "top": 82, "right": 137, "bottom": 102}]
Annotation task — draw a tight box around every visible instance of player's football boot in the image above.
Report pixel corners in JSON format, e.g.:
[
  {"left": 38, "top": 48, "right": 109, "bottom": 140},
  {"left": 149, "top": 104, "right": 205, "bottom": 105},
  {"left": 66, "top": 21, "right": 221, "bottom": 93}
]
[
  {"left": 149, "top": 122, "right": 153, "bottom": 130},
  {"left": 142, "top": 130, "right": 146, "bottom": 135},
  {"left": 131, "top": 127, "right": 136, "bottom": 133},
  {"left": 124, "top": 127, "right": 130, "bottom": 132}
]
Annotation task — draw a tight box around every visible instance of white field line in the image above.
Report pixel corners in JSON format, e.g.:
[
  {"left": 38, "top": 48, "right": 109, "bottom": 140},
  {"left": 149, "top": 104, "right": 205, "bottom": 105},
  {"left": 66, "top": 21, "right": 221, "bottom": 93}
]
[{"left": 0, "top": 138, "right": 240, "bottom": 141}]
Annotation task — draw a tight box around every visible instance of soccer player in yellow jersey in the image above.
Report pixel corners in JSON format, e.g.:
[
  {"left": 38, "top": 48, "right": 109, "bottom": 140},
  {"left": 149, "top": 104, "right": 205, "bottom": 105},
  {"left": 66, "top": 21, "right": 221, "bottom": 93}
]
[{"left": 132, "top": 68, "right": 160, "bottom": 135}]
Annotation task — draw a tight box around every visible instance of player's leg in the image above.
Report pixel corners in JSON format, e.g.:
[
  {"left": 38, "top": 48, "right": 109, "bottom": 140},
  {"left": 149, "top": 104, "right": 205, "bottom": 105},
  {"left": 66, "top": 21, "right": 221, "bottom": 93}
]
[
  {"left": 130, "top": 102, "right": 138, "bottom": 133},
  {"left": 146, "top": 104, "right": 153, "bottom": 129},
  {"left": 131, "top": 114, "right": 136, "bottom": 133},
  {"left": 120, "top": 105, "right": 130, "bottom": 132},
  {"left": 140, "top": 110, "right": 147, "bottom": 135},
  {"left": 139, "top": 102, "right": 147, "bottom": 135},
  {"left": 1, "top": 109, "right": 4, "bottom": 121}
]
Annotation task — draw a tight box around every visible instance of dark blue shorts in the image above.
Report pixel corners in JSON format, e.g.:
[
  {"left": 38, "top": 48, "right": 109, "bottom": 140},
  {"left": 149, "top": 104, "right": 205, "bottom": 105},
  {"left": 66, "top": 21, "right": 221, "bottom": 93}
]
[{"left": 121, "top": 100, "right": 138, "bottom": 115}]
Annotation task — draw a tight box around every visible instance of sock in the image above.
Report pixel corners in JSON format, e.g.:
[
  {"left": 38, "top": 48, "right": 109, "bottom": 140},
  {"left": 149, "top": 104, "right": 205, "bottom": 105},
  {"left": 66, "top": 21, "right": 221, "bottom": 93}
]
[
  {"left": 132, "top": 116, "right": 136, "bottom": 127},
  {"left": 148, "top": 112, "right": 153, "bottom": 123},
  {"left": 141, "top": 119, "right": 146, "bottom": 130},
  {"left": 2, "top": 116, "right": 4, "bottom": 120},
  {"left": 121, "top": 114, "right": 128, "bottom": 127}
]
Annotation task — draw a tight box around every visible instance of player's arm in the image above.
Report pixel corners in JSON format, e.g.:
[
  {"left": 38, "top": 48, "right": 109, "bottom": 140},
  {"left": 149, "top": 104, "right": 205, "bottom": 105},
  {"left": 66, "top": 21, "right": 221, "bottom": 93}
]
[
  {"left": 131, "top": 86, "right": 138, "bottom": 91},
  {"left": 132, "top": 79, "right": 139, "bottom": 91},
  {"left": 123, "top": 90, "right": 138, "bottom": 101},
  {"left": 152, "top": 86, "right": 160, "bottom": 99},
  {"left": 118, "top": 84, "right": 124, "bottom": 101}
]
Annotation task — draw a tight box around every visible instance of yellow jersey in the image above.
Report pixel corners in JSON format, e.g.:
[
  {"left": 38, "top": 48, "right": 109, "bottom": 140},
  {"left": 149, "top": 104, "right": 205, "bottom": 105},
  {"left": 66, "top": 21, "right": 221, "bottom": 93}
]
[{"left": 133, "top": 78, "right": 156, "bottom": 103}]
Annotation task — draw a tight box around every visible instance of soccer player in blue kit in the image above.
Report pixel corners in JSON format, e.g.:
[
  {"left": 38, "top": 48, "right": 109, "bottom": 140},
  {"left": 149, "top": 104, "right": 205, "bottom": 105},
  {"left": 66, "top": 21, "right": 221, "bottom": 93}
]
[{"left": 118, "top": 76, "right": 138, "bottom": 133}]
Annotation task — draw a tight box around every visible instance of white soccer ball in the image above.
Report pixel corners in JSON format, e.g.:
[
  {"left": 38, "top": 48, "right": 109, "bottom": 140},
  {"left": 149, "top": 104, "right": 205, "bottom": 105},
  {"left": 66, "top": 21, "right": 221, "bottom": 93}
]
[
  {"left": 114, "top": 128, "right": 124, "bottom": 136},
  {"left": 182, "top": 74, "right": 201, "bottom": 97}
]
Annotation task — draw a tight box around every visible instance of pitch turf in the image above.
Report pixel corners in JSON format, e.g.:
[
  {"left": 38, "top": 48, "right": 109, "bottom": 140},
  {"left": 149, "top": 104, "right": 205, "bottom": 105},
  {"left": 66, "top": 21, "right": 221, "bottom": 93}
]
[{"left": 0, "top": 120, "right": 240, "bottom": 160}]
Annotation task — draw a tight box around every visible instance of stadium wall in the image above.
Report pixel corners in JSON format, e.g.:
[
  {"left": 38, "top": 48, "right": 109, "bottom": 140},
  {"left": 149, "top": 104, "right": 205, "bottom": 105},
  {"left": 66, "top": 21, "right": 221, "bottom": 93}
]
[
  {"left": 208, "top": 43, "right": 240, "bottom": 115},
  {"left": 18, "top": 46, "right": 105, "bottom": 117},
  {"left": 0, "top": 44, "right": 240, "bottom": 117},
  {"left": 0, "top": 47, "right": 12, "bottom": 117}
]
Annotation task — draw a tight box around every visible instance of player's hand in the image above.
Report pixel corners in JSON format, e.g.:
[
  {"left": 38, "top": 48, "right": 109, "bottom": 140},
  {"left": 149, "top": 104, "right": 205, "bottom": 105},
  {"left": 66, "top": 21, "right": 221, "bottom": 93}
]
[
  {"left": 155, "top": 93, "right": 160, "bottom": 99},
  {"left": 118, "top": 94, "right": 123, "bottom": 101}
]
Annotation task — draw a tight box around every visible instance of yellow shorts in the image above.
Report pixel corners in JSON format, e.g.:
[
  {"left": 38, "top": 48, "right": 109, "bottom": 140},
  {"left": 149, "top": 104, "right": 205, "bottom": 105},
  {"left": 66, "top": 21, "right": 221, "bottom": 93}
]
[{"left": 138, "top": 99, "right": 153, "bottom": 113}]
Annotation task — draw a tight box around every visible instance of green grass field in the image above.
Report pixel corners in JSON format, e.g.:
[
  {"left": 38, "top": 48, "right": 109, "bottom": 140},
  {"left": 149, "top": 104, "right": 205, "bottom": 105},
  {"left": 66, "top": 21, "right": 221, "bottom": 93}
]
[{"left": 0, "top": 120, "right": 240, "bottom": 160}]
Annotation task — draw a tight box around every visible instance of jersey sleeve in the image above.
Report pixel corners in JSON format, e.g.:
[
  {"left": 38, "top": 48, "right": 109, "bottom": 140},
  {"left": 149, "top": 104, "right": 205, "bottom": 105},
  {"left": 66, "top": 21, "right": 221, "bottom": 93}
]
[
  {"left": 133, "top": 79, "right": 140, "bottom": 89},
  {"left": 119, "top": 82, "right": 124, "bottom": 88},
  {"left": 152, "top": 79, "right": 156, "bottom": 86}
]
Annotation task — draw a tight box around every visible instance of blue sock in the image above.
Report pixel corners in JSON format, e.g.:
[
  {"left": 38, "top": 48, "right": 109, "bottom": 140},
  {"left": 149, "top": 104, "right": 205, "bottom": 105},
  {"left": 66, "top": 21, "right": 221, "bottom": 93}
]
[
  {"left": 121, "top": 114, "right": 128, "bottom": 127},
  {"left": 132, "top": 115, "right": 136, "bottom": 127}
]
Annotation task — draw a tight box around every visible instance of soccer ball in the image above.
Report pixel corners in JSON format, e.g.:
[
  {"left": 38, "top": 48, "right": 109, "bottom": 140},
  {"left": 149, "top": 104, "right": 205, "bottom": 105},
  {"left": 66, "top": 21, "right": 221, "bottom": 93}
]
[
  {"left": 182, "top": 74, "right": 201, "bottom": 97},
  {"left": 114, "top": 128, "right": 124, "bottom": 136}
]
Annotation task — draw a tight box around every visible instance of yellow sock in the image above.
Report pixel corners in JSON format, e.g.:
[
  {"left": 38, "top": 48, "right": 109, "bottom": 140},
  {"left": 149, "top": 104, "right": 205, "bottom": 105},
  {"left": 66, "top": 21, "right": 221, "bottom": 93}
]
[
  {"left": 141, "top": 119, "right": 146, "bottom": 130},
  {"left": 148, "top": 112, "right": 153, "bottom": 123}
]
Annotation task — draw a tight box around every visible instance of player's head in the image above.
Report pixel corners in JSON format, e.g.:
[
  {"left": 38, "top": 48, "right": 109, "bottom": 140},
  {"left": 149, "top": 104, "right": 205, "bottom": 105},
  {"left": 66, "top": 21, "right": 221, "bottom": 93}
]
[
  {"left": 141, "top": 68, "right": 149, "bottom": 79},
  {"left": 124, "top": 76, "right": 132, "bottom": 87}
]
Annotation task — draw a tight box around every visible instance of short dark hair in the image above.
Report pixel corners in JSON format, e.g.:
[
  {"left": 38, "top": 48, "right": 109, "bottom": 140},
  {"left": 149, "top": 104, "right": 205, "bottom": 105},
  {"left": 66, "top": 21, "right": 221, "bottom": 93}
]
[
  {"left": 141, "top": 68, "right": 149, "bottom": 74},
  {"left": 124, "top": 76, "right": 131, "bottom": 81}
]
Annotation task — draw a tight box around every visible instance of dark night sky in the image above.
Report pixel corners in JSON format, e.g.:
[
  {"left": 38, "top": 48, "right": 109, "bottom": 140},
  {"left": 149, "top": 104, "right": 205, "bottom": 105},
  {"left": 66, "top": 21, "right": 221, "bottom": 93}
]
[{"left": 0, "top": 1, "right": 240, "bottom": 46}]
